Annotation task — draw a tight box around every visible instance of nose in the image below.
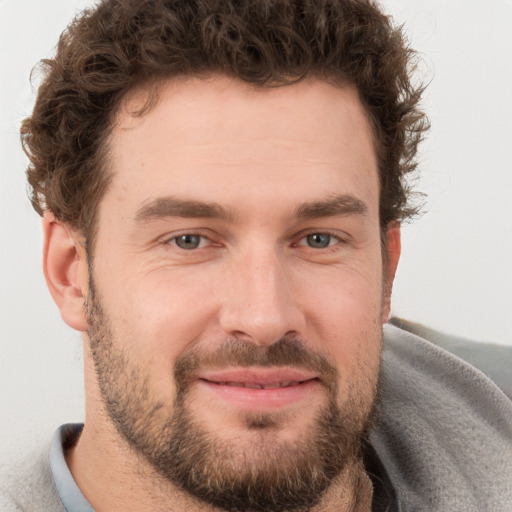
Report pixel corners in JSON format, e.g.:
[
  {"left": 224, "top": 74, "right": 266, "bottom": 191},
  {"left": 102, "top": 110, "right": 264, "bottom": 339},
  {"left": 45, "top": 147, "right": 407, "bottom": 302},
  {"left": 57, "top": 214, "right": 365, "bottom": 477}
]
[{"left": 218, "top": 247, "right": 305, "bottom": 346}]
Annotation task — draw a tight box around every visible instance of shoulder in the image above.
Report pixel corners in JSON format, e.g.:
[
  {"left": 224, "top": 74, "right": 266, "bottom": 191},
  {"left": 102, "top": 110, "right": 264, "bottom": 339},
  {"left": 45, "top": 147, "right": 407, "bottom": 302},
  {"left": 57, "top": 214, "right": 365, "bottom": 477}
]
[
  {"left": 371, "top": 322, "right": 512, "bottom": 511},
  {"left": 0, "top": 444, "right": 65, "bottom": 512},
  {"left": 389, "top": 317, "right": 512, "bottom": 400}
]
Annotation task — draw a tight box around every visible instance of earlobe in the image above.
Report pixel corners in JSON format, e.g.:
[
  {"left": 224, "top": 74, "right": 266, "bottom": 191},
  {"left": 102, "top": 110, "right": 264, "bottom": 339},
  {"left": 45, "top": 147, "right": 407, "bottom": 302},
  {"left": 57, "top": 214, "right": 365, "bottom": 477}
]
[
  {"left": 42, "top": 214, "right": 89, "bottom": 332},
  {"left": 382, "top": 223, "right": 401, "bottom": 323}
]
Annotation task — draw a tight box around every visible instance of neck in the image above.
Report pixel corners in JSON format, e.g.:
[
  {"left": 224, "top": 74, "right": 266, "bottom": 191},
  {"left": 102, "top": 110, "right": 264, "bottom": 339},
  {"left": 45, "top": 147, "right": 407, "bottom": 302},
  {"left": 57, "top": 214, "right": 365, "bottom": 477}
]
[{"left": 314, "top": 460, "right": 374, "bottom": 512}]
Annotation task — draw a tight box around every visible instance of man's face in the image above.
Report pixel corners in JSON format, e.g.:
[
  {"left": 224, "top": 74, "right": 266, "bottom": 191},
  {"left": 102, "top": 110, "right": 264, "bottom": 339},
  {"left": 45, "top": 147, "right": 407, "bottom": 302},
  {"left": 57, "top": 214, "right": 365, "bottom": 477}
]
[{"left": 84, "top": 76, "right": 394, "bottom": 510}]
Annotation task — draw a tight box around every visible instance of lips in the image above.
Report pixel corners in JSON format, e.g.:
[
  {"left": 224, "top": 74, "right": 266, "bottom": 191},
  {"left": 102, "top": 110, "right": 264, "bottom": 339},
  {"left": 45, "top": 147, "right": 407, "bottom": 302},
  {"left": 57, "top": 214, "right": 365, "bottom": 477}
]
[
  {"left": 208, "top": 380, "right": 304, "bottom": 389},
  {"left": 195, "top": 368, "right": 323, "bottom": 410},
  {"left": 198, "top": 368, "right": 319, "bottom": 387}
]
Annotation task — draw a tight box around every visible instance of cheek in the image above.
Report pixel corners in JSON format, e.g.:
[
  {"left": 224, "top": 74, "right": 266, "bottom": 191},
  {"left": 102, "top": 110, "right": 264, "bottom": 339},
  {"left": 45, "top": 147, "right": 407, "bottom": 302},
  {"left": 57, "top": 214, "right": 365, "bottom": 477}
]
[
  {"left": 313, "top": 288, "right": 383, "bottom": 404},
  {"left": 102, "top": 268, "right": 220, "bottom": 358},
  {"left": 294, "top": 262, "right": 384, "bottom": 372}
]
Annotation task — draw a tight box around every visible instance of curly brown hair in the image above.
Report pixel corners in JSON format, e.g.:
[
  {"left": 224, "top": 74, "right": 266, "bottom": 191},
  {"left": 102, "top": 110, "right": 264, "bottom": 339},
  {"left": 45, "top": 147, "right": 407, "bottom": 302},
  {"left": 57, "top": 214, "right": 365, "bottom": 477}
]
[{"left": 21, "top": 0, "right": 427, "bottom": 246}]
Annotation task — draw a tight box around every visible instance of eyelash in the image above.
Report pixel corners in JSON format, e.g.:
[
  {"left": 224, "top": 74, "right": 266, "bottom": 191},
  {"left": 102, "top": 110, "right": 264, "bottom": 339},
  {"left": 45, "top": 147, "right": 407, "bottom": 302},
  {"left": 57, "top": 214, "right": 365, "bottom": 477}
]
[
  {"left": 162, "top": 231, "right": 345, "bottom": 252},
  {"left": 164, "top": 232, "right": 215, "bottom": 250},
  {"left": 295, "top": 231, "right": 343, "bottom": 250}
]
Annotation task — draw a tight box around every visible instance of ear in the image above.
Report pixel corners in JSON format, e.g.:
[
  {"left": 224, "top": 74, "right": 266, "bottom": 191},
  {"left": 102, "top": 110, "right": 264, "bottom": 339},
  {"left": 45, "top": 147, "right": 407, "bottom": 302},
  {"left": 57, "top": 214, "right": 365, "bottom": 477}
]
[
  {"left": 381, "top": 222, "right": 401, "bottom": 323},
  {"left": 42, "top": 213, "right": 89, "bottom": 332}
]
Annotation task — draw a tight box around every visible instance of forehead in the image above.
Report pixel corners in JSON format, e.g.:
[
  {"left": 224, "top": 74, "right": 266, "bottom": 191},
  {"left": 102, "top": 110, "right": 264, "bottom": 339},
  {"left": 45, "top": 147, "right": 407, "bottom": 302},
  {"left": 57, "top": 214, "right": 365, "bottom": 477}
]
[
  {"left": 115, "top": 75, "right": 372, "bottom": 141},
  {"left": 104, "top": 75, "right": 378, "bottom": 220}
]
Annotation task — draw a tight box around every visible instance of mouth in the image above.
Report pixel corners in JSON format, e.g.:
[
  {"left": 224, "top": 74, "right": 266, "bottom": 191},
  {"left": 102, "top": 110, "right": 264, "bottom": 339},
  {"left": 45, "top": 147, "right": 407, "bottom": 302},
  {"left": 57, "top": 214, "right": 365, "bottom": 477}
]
[
  {"left": 204, "top": 380, "right": 310, "bottom": 389},
  {"left": 195, "top": 368, "right": 323, "bottom": 411}
]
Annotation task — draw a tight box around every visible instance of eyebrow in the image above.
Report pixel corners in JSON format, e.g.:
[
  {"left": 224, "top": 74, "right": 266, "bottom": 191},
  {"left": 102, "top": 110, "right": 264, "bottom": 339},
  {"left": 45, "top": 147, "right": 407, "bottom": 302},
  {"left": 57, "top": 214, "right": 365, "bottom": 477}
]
[
  {"left": 134, "top": 194, "right": 368, "bottom": 223},
  {"left": 294, "top": 194, "right": 368, "bottom": 220},
  {"left": 135, "top": 197, "right": 237, "bottom": 222}
]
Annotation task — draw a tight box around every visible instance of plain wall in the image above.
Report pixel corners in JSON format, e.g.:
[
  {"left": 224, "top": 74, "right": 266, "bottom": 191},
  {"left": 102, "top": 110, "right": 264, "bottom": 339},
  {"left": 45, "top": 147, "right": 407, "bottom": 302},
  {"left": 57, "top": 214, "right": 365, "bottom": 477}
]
[{"left": 1, "top": 0, "right": 511, "bottom": 464}]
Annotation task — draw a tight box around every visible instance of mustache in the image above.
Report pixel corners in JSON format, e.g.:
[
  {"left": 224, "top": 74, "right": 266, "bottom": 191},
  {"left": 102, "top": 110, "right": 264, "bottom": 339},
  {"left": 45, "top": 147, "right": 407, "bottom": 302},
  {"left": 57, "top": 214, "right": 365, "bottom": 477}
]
[{"left": 173, "top": 336, "right": 339, "bottom": 391}]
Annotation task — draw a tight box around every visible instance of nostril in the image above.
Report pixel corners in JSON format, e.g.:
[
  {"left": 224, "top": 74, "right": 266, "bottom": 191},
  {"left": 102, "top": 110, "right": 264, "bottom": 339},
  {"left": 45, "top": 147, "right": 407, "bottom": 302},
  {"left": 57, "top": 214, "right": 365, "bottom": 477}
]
[{"left": 218, "top": 294, "right": 305, "bottom": 347}]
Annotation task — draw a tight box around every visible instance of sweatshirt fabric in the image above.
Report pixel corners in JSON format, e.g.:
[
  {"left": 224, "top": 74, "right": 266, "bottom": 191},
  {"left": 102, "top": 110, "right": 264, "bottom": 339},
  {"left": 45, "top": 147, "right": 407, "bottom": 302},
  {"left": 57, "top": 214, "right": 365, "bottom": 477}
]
[{"left": 1, "top": 324, "right": 511, "bottom": 511}]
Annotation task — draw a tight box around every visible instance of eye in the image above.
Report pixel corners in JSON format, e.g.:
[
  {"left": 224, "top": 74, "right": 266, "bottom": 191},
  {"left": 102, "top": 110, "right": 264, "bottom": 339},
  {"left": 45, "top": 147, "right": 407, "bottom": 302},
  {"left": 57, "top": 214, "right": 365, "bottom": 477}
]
[
  {"left": 172, "top": 234, "right": 206, "bottom": 250},
  {"left": 304, "top": 233, "right": 338, "bottom": 249}
]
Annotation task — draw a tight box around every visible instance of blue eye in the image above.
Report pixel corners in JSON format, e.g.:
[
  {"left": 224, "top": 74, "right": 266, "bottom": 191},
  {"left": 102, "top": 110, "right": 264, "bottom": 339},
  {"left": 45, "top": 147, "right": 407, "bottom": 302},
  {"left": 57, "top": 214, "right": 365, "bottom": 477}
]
[
  {"left": 174, "top": 234, "right": 202, "bottom": 250},
  {"left": 306, "top": 233, "right": 334, "bottom": 248}
]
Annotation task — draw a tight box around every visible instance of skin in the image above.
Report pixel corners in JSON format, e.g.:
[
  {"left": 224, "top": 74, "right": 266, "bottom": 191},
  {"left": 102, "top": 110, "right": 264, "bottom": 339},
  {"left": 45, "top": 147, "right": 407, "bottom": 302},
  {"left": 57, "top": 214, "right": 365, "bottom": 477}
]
[{"left": 43, "top": 75, "right": 401, "bottom": 512}]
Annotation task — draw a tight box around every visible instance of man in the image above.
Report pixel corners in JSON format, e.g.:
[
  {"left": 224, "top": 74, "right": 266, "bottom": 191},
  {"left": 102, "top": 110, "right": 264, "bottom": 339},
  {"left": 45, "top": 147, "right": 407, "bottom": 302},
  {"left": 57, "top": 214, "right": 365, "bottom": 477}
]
[{"left": 1, "top": 0, "right": 511, "bottom": 511}]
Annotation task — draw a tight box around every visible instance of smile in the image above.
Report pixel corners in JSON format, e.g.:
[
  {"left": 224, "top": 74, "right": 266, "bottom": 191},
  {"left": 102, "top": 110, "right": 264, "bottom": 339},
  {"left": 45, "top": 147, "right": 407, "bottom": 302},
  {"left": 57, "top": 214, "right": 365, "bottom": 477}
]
[
  {"left": 195, "top": 369, "right": 323, "bottom": 411},
  {"left": 205, "top": 380, "right": 306, "bottom": 389}
]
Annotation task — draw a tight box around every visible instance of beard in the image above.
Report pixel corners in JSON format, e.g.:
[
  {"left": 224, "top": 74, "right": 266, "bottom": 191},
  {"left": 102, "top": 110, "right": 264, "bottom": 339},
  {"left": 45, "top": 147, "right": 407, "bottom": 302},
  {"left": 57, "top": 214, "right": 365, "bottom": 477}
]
[{"left": 85, "top": 281, "right": 380, "bottom": 512}]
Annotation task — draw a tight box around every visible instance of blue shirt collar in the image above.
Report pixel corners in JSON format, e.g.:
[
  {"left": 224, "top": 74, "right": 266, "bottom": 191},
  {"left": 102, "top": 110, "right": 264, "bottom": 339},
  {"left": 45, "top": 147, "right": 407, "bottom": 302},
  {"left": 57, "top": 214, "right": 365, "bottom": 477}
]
[{"left": 49, "top": 424, "right": 94, "bottom": 512}]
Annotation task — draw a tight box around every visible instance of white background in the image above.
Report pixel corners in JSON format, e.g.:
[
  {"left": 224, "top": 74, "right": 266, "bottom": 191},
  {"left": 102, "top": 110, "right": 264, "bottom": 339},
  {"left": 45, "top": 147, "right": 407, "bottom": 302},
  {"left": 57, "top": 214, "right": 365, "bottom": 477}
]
[{"left": 1, "top": 0, "right": 511, "bottom": 464}]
